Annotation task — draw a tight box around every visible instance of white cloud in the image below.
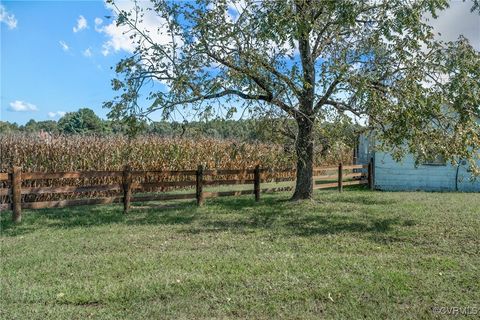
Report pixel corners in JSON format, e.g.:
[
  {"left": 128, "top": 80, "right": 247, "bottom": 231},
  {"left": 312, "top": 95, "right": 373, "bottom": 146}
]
[
  {"left": 426, "top": 1, "right": 480, "bottom": 50},
  {"left": 73, "top": 15, "right": 88, "bottom": 33},
  {"left": 98, "top": 2, "right": 174, "bottom": 56},
  {"left": 101, "top": 44, "right": 110, "bottom": 57},
  {"left": 8, "top": 100, "right": 38, "bottom": 112},
  {"left": 59, "top": 40, "right": 69, "bottom": 51},
  {"left": 94, "top": 17, "right": 103, "bottom": 32},
  {"left": 0, "top": 4, "right": 18, "bottom": 29},
  {"left": 83, "top": 47, "right": 92, "bottom": 57},
  {"left": 99, "top": 21, "right": 136, "bottom": 55},
  {"left": 48, "top": 111, "right": 66, "bottom": 118}
]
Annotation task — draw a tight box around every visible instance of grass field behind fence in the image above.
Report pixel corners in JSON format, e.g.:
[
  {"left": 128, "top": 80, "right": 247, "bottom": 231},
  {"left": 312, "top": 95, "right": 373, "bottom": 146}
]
[{"left": 1, "top": 189, "right": 479, "bottom": 319}]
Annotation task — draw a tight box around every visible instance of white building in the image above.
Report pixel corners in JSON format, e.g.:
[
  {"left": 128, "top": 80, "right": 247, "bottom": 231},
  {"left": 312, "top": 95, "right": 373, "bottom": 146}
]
[{"left": 356, "top": 134, "right": 480, "bottom": 192}]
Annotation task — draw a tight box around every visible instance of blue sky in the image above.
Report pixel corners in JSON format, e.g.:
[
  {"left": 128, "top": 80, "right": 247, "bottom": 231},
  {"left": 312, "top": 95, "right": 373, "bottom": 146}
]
[
  {"left": 1, "top": 0, "right": 129, "bottom": 124},
  {"left": 1, "top": 0, "right": 478, "bottom": 125}
]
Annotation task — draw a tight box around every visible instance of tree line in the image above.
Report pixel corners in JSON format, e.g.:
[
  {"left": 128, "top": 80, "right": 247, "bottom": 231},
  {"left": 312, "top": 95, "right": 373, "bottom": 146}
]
[{"left": 1, "top": 108, "right": 360, "bottom": 157}]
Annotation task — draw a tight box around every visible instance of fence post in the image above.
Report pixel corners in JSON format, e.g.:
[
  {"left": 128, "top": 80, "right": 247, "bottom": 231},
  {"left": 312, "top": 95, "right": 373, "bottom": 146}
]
[
  {"left": 123, "top": 165, "right": 132, "bottom": 213},
  {"left": 353, "top": 142, "right": 357, "bottom": 164},
  {"left": 196, "top": 165, "right": 204, "bottom": 206},
  {"left": 368, "top": 159, "right": 374, "bottom": 190},
  {"left": 338, "top": 163, "right": 343, "bottom": 193},
  {"left": 254, "top": 165, "right": 260, "bottom": 202},
  {"left": 12, "top": 166, "right": 22, "bottom": 223}
]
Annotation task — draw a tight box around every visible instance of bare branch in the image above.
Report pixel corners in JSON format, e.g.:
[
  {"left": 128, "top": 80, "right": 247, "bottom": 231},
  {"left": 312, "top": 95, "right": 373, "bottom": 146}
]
[{"left": 314, "top": 76, "right": 342, "bottom": 112}]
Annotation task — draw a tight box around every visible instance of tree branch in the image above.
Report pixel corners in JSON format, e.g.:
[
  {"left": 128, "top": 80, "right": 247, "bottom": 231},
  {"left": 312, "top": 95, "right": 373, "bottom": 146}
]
[{"left": 314, "top": 76, "right": 342, "bottom": 112}]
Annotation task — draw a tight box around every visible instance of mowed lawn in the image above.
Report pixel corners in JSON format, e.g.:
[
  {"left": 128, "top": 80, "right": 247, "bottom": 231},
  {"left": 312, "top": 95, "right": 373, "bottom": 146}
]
[{"left": 1, "top": 190, "right": 479, "bottom": 319}]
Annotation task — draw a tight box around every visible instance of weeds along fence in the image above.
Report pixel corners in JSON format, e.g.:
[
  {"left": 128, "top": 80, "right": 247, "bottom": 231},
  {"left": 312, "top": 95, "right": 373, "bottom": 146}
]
[{"left": 1, "top": 162, "right": 373, "bottom": 223}]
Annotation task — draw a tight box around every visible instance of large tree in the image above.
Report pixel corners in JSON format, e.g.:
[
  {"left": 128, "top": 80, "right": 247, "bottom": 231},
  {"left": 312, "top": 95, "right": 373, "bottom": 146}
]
[
  {"left": 58, "top": 108, "right": 106, "bottom": 134},
  {"left": 105, "top": 0, "right": 480, "bottom": 200}
]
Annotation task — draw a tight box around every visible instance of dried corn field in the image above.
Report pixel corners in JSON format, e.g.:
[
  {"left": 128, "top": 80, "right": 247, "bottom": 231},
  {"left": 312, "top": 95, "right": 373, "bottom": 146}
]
[
  {"left": 0, "top": 133, "right": 353, "bottom": 172},
  {"left": 0, "top": 133, "right": 353, "bottom": 204}
]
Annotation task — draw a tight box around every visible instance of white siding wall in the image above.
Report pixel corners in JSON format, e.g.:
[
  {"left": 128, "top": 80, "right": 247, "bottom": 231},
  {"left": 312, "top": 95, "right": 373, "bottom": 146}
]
[
  {"left": 357, "top": 134, "right": 373, "bottom": 165},
  {"left": 374, "top": 152, "right": 480, "bottom": 192}
]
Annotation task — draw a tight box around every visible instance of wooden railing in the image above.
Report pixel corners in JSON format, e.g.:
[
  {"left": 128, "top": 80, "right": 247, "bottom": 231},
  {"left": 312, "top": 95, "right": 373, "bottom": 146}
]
[{"left": 0, "top": 161, "right": 373, "bottom": 223}]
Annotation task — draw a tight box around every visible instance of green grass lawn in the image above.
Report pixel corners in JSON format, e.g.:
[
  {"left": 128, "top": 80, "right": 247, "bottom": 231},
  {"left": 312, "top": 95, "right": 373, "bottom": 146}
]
[{"left": 1, "top": 189, "right": 479, "bottom": 319}]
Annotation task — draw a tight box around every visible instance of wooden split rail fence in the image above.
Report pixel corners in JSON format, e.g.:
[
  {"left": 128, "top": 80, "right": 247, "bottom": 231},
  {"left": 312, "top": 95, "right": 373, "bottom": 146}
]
[{"left": 0, "top": 161, "right": 373, "bottom": 223}]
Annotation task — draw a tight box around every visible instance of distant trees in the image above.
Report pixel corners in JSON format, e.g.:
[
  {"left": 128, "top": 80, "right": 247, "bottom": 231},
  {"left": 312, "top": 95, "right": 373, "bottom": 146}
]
[
  {"left": 58, "top": 108, "right": 107, "bottom": 134},
  {"left": 1, "top": 108, "right": 105, "bottom": 135},
  {"left": 24, "top": 120, "right": 59, "bottom": 133},
  {"left": 0, "top": 109, "right": 360, "bottom": 158},
  {"left": 0, "top": 121, "right": 20, "bottom": 133},
  {"left": 0, "top": 120, "right": 60, "bottom": 134}
]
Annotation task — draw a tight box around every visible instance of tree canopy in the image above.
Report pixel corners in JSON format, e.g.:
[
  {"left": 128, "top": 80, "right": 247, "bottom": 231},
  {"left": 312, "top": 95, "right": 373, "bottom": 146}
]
[
  {"left": 105, "top": 0, "right": 480, "bottom": 199},
  {"left": 58, "top": 108, "right": 108, "bottom": 134}
]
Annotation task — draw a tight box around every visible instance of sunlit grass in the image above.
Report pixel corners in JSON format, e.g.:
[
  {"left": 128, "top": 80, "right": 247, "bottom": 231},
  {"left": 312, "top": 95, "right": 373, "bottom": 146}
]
[{"left": 1, "top": 189, "right": 479, "bottom": 319}]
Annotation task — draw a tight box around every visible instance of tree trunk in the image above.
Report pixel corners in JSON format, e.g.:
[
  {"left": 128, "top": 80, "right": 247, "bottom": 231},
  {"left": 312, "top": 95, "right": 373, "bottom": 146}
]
[
  {"left": 291, "top": 116, "right": 314, "bottom": 200},
  {"left": 292, "top": 1, "right": 315, "bottom": 200}
]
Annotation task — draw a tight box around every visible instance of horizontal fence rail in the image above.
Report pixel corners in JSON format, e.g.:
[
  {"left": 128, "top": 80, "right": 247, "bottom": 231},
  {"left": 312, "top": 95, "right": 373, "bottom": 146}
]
[{"left": 0, "top": 161, "right": 373, "bottom": 223}]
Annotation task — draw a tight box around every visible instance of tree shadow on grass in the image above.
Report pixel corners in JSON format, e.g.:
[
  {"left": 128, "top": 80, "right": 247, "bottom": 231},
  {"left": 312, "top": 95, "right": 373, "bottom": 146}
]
[
  {"left": 1, "top": 192, "right": 413, "bottom": 242},
  {"left": 185, "top": 209, "right": 404, "bottom": 238},
  {"left": 285, "top": 215, "right": 401, "bottom": 236},
  {"left": 183, "top": 195, "right": 411, "bottom": 240},
  {"left": 321, "top": 195, "right": 398, "bottom": 206},
  {"left": 0, "top": 200, "right": 199, "bottom": 237},
  {"left": 1, "top": 205, "right": 120, "bottom": 237},
  {"left": 125, "top": 203, "right": 198, "bottom": 226},
  {"left": 203, "top": 195, "right": 290, "bottom": 212},
  {"left": 205, "top": 189, "right": 399, "bottom": 210}
]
